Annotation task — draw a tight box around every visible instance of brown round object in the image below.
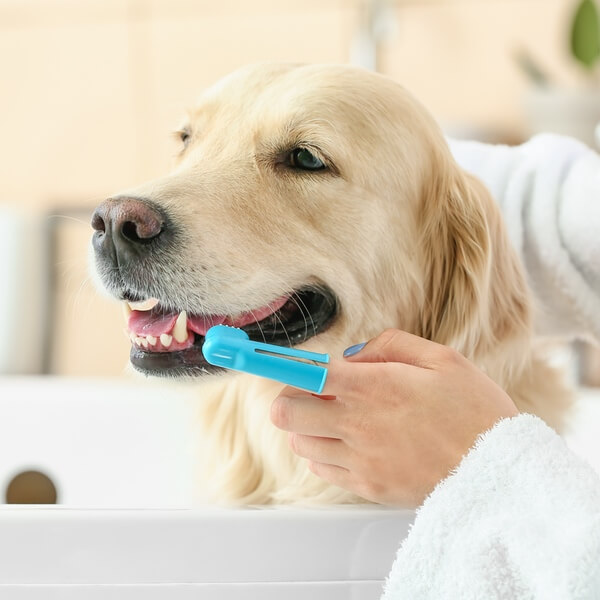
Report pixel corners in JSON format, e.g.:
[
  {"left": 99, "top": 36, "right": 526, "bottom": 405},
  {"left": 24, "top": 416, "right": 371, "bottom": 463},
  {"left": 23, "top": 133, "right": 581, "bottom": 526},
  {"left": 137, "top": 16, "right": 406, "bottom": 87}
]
[{"left": 5, "top": 470, "right": 58, "bottom": 504}]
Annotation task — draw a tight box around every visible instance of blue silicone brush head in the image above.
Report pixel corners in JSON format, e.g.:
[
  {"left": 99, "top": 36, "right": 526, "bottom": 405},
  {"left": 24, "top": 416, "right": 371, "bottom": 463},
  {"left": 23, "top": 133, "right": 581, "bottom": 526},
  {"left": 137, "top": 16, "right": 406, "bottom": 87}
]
[{"left": 202, "top": 325, "right": 330, "bottom": 393}]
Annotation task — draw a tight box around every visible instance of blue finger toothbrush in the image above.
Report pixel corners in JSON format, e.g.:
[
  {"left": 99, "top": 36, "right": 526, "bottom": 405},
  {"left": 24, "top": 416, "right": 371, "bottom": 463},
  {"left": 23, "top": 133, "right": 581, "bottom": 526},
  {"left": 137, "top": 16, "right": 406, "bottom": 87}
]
[{"left": 202, "top": 325, "right": 330, "bottom": 393}]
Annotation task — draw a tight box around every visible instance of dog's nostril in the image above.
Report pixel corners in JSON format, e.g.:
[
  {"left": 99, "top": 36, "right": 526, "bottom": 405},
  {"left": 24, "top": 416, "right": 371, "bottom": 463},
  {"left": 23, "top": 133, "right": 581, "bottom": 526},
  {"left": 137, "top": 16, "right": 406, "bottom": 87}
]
[
  {"left": 91, "top": 211, "right": 106, "bottom": 233},
  {"left": 120, "top": 216, "right": 163, "bottom": 243},
  {"left": 121, "top": 220, "right": 143, "bottom": 243},
  {"left": 115, "top": 199, "right": 164, "bottom": 244}
]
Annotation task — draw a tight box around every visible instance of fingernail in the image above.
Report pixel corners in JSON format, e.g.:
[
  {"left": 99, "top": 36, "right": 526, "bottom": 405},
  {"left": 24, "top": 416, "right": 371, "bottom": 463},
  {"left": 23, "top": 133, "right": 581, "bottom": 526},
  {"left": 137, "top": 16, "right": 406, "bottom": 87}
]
[{"left": 343, "top": 342, "right": 366, "bottom": 357}]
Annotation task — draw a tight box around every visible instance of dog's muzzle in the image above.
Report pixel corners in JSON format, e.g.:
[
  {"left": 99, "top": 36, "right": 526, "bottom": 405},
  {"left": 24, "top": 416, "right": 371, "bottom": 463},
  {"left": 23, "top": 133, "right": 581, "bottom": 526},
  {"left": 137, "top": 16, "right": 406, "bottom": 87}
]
[{"left": 91, "top": 197, "right": 339, "bottom": 378}]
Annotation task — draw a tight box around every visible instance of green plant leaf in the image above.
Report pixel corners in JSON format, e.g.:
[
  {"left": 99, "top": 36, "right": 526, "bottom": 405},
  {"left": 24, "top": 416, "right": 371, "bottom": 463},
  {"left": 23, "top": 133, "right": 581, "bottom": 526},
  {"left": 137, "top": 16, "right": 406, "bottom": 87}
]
[{"left": 570, "top": 0, "right": 600, "bottom": 69}]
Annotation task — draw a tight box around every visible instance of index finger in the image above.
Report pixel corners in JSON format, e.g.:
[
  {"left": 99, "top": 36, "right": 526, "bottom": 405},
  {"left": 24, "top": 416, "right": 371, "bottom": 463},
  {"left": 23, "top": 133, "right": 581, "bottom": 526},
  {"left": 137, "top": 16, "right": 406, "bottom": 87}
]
[
  {"left": 318, "top": 356, "right": 417, "bottom": 398},
  {"left": 342, "top": 329, "right": 458, "bottom": 370},
  {"left": 277, "top": 358, "right": 354, "bottom": 399}
]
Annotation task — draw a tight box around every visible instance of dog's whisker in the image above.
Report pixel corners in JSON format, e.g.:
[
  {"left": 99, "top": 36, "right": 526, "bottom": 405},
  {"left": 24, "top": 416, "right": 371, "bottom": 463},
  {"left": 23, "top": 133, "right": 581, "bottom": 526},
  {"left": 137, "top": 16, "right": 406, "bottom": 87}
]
[
  {"left": 47, "top": 214, "right": 92, "bottom": 227},
  {"left": 291, "top": 290, "right": 316, "bottom": 339},
  {"left": 272, "top": 308, "right": 292, "bottom": 348},
  {"left": 72, "top": 276, "right": 92, "bottom": 312},
  {"left": 244, "top": 308, "right": 266, "bottom": 344}
]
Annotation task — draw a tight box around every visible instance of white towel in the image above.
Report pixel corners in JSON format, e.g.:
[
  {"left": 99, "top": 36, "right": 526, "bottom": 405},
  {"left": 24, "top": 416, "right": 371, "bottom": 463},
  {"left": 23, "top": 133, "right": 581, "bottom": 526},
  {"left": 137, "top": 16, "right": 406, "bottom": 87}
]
[
  {"left": 449, "top": 135, "right": 600, "bottom": 342},
  {"left": 381, "top": 414, "right": 600, "bottom": 599}
]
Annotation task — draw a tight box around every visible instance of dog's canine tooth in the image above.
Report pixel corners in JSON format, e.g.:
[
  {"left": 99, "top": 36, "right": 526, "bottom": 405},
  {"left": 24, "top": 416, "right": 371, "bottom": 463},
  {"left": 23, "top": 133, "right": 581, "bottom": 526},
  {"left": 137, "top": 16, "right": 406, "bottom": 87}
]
[
  {"left": 172, "top": 311, "right": 188, "bottom": 343},
  {"left": 160, "top": 333, "right": 173, "bottom": 347},
  {"left": 122, "top": 303, "right": 132, "bottom": 323}
]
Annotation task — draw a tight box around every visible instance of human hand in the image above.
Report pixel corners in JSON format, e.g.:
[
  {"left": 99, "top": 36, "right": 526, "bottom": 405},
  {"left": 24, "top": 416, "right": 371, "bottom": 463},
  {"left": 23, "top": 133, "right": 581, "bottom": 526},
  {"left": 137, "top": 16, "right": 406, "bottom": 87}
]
[{"left": 270, "top": 329, "right": 518, "bottom": 506}]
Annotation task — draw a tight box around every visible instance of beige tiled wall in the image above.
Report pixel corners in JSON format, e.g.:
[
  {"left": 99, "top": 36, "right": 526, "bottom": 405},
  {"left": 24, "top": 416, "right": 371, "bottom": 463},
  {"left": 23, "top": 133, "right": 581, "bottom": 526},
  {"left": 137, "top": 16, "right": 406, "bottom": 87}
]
[
  {"left": 383, "top": 0, "right": 582, "bottom": 135},
  {"left": 0, "top": 0, "right": 582, "bottom": 375}
]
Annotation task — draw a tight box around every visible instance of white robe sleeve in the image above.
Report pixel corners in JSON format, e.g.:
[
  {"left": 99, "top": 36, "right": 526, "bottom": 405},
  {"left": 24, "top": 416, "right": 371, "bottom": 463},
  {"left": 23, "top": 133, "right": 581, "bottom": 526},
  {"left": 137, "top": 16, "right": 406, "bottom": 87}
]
[
  {"left": 381, "top": 414, "right": 600, "bottom": 600},
  {"left": 449, "top": 135, "right": 600, "bottom": 342}
]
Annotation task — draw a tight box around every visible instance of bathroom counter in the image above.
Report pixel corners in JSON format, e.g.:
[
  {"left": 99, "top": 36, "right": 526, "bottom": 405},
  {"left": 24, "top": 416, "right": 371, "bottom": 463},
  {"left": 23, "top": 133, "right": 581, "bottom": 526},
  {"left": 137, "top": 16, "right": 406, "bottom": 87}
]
[
  {"left": 0, "top": 505, "right": 412, "bottom": 599},
  {"left": 0, "top": 377, "right": 597, "bottom": 598}
]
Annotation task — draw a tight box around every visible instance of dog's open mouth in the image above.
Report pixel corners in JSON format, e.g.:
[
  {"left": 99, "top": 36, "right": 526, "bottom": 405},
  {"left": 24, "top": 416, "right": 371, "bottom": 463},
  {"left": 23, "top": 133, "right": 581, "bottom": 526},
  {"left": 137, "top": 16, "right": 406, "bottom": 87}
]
[{"left": 123, "top": 288, "right": 338, "bottom": 377}]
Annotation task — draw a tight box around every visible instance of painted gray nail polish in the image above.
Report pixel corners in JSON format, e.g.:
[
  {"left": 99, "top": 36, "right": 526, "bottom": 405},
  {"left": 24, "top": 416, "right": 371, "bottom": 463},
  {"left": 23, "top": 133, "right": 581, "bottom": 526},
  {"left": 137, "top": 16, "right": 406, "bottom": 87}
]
[{"left": 343, "top": 342, "right": 366, "bottom": 357}]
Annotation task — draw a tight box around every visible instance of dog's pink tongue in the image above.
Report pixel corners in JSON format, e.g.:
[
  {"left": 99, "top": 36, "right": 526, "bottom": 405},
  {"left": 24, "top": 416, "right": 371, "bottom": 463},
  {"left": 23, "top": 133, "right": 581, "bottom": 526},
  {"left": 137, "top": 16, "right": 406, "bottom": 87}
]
[
  {"left": 129, "top": 310, "right": 178, "bottom": 336},
  {"left": 224, "top": 296, "right": 289, "bottom": 328},
  {"left": 128, "top": 296, "right": 289, "bottom": 337},
  {"left": 129, "top": 311, "right": 226, "bottom": 337},
  {"left": 187, "top": 314, "right": 227, "bottom": 336},
  {"left": 187, "top": 296, "right": 289, "bottom": 334}
]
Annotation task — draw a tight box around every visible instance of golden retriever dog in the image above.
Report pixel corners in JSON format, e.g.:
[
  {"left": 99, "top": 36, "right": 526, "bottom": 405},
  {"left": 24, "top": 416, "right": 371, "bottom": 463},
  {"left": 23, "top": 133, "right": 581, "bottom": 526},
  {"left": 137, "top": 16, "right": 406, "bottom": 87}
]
[{"left": 91, "top": 63, "right": 571, "bottom": 505}]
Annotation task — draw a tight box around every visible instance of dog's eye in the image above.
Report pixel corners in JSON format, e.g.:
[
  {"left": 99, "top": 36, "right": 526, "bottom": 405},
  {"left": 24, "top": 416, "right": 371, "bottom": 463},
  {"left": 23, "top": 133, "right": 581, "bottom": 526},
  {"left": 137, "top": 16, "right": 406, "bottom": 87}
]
[
  {"left": 179, "top": 130, "right": 190, "bottom": 145},
  {"left": 289, "top": 148, "right": 325, "bottom": 171},
  {"left": 175, "top": 128, "right": 191, "bottom": 149}
]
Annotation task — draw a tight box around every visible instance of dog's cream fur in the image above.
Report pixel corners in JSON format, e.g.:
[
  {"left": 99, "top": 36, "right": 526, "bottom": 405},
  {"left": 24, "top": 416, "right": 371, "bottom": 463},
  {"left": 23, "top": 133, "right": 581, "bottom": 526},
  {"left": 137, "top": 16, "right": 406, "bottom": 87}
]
[{"left": 108, "top": 64, "right": 571, "bottom": 505}]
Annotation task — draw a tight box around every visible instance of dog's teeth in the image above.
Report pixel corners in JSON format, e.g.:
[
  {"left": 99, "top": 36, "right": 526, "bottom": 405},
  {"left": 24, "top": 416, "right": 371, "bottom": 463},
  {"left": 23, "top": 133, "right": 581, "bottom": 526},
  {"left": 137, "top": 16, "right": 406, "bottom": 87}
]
[
  {"left": 135, "top": 337, "right": 144, "bottom": 346},
  {"left": 147, "top": 335, "right": 157, "bottom": 346},
  {"left": 122, "top": 303, "right": 132, "bottom": 323},
  {"left": 140, "top": 338, "right": 149, "bottom": 349},
  {"left": 172, "top": 311, "right": 188, "bottom": 343},
  {"left": 129, "top": 333, "right": 136, "bottom": 344},
  {"left": 160, "top": 333, "right": 173, "bottom": 348},
  {"left": 128, "top": 298, "right": 159, "bottom": 311}
]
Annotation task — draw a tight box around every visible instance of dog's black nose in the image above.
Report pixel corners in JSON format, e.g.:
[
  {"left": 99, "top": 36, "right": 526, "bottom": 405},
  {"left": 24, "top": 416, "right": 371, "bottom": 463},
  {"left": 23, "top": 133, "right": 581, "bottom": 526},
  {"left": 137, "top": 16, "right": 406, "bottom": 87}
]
[{"left": 91, "top": 197, "right": 165, "bottom": 267}]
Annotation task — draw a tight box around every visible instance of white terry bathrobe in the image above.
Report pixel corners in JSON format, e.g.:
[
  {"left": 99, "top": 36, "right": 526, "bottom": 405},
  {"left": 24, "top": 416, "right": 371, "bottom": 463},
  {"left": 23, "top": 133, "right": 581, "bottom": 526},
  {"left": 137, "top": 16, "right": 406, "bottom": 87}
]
[{"left": 381, "top": 135, "right": 600, "bottom": 600}]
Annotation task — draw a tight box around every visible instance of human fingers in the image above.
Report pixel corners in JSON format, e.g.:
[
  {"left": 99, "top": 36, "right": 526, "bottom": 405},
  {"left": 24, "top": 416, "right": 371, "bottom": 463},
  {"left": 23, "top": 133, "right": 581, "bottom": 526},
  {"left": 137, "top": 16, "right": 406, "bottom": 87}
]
[
  {"left": 306, "top": 461, "right": 356, "bottom": 494},
  {"left": 316, "top": 356, "right": 368, "bottom": 397},
  {"left": 316, "top": 355, "right": 417, "bottom": 401},
  {"left": 306, "top": 460, "right": 392, "bottom": 503},
  {"left": 342, "top": 328, "right": 459, "bottom": 369},
  {"left": 288, "top": 433, "right": 349, "bottom": 469},
  {"left": 270, "top": 390, "right": 343, "bottom": 437}
]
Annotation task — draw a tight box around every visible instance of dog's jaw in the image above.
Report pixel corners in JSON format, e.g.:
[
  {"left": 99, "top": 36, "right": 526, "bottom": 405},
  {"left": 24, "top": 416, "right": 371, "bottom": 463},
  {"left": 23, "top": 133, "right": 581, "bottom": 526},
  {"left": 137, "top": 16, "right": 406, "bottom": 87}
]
[{"left": 120, "top": 287, "right": 339, "bottom": 377}]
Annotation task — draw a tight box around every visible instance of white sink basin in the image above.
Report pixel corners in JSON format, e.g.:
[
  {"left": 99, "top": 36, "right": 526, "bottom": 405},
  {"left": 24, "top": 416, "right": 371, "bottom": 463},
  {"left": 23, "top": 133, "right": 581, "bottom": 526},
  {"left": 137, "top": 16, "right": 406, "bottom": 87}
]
[
  {"left": 1, "top": 376, "right": 597, "bottom": 598},
  {"left": 0, "top": 505, "right": 412, "bottom": 598},
  {"left": 0, "top": 377, "right": 413, "bottom": 598},
  {"left": 0, "top": 376, "right": 198, "bottom": 507}
]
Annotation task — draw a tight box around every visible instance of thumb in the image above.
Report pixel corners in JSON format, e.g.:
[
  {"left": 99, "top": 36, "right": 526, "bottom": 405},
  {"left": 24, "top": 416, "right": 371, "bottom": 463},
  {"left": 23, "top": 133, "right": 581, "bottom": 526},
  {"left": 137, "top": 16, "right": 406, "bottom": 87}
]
[{"left": 342, "top": 329, "right": 445, "bottom": 369}]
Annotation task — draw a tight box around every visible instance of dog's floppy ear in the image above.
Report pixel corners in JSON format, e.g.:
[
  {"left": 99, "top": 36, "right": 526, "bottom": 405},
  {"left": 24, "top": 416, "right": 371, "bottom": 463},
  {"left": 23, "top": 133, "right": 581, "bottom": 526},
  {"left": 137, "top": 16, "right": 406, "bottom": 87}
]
[{"left": 415, "top": 153, "right": 530, "bottom": 355}]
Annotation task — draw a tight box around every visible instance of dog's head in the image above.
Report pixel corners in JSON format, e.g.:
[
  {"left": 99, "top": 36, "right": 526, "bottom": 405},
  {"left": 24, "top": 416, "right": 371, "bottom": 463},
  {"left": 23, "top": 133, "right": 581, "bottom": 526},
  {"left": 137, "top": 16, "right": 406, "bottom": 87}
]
[{"left": 91, "top": 63, "right": 530, "bottom": 380}]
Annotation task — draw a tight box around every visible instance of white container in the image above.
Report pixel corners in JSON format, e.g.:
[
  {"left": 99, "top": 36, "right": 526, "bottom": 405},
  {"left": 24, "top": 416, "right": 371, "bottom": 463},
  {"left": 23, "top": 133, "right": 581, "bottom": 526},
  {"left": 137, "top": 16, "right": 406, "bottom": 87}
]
[
  {"left": 0, "top": 377, "right": 197, "bottom": 507},
  {"left": 0, "top": 505, "right": 412, "bottom": 599},
  {"left": 0, "top": 377, "right": 412, "bottom": 598},
  {"left": 4, "top": 377, "right": 596, "bottom": 598}
]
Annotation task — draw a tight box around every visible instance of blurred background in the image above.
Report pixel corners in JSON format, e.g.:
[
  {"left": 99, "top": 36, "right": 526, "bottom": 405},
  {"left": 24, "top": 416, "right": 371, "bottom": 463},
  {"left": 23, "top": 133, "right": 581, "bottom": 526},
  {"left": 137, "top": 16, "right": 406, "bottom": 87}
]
[{"left": 0, "top": 0, "right": 598, "bottom": 505}]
